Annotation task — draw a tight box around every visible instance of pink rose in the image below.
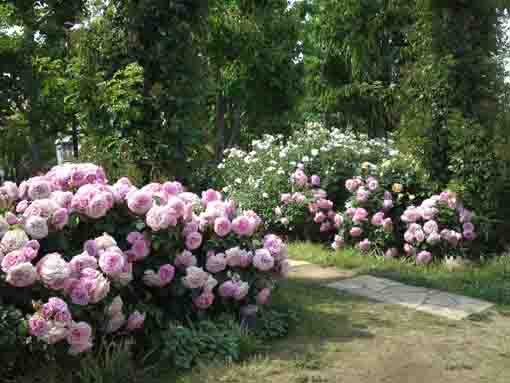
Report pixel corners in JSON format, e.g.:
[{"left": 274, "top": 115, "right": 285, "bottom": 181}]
[
  {"left": 350, "top": 227, "right": 362, "bottom": 237},
  {"left": 185, "top": 232, "right": 203, "bottom": 250},
  {"left": 357, "top": 239, "right": 371, "bottom": 252},
  {"left": 311, "top": 175, "right": 321, "bottom": 186},
  {"left": 98, "top": 249, "right": 125, "bottom": 275},
  {"left": 131, "top": 239, "right": 150, "bottom": 260},
  {"left": 182, "top": 266, "right": 209, "bottom": 289},
  {"left": 383, "top": 199, "right": 393, "bottom": 210},
  {"left": 158, "top": 264, "right": 175, "bottom": 286},
  {"left": 175, "top": 251, "right": 197, "bottom": 268},
  {"left": 127, "top": 190, "right": 153, "bottom": 215},
  {"left": 163, "top": 181, "right": 183, "bottom": 195},
  {"left": 84, "top": 240, "right": 98, "bottom": 257},
  {"left": 193, "top": 290, "right": 215, "bottom": 310},
  {"left": 51, "top": 208, "right": 69, "bottom": 229},
  {"left": 416, "top": 251, "right": 432, "bottom": 265},
  {"left": 371, "top": 212, "right": 385, "bottom": 226},
  {"left": 16, "top": 200, "right": 29, "bottom": 213},
  {"left": 314, "top": 212, "right": 326, "bottom": 223},
  {"left": 206, "top": 253, "right": 227, "bottom": 274},
  {"left": 219, "top": 280, "right": 237, "bottom": 298},
  {"left": 384, "top": 248, "right": 399, "bottom": 258},
  {"left": 252, "top": 249, "right": 275, "bottom": 271},
  {"left": 214, "top": 217, "right": 232, "bottom": 237},
  {"left": 201, "top": 189, "right": 221, "bottom": 205},
  {"left": 29, "top": 314, "right": 49, "bottom": 337},
  {"left": 126, "top": 311, "right": 146, "bottom": 331},
  {"left": 1, "top": 250, "right": 26, "bottom": 273},
  {"left": 334, "top": 214, "right": 344, "bottom": 227},
  {"left": 126, "top": 231, "right": 144, "bottom": 244},
  {"left": 232, "top": 216, "right": 255, "bottom": 236},
  {"left": 256, "top": 288, "right": 271, "bottom": 305},
  {"left": 356, "top": 188, "right": 369, "bottom": 203},
  {"left": 6, "top": 262, "right": 38, "bottom": 287},
  {"left": 69, "top": 253, "right": 98, "bottom": 275},
  {"left": 70, "top": 283, "right": 91, "bottom": 306}
]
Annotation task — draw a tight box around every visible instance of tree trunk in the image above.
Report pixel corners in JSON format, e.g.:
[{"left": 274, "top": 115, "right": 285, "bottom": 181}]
[
  {"left": 228, "top": 100, "right": 241, "bottom": 148},
  {"left": 215, "top": 91, "right": 226, "bottom": 163}
]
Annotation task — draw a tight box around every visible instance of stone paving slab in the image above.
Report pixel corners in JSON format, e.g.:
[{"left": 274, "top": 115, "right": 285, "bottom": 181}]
[
  {"left": 326, "top": 275, "right": 494, "bottom": 320},
  {"left": 289, "top": 263, "right": 356, "bottom": 282},
  {"left": 288, "top": 259, "right": 313, "bottom": 268}
]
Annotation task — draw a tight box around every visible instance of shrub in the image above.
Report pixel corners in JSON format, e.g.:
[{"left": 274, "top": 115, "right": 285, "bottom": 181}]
[
  {"left": 0, "top": 163, "right": 288, "bottom": 357},
  {"left": 216, "top": 123, "right": 396, "bottom": 235},
  {"left": 333, "top": 173, "right": 480, "bottom": 263}
]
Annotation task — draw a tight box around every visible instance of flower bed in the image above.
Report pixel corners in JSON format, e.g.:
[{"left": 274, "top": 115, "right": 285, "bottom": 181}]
[{"left": 0, "top": 163, "right": 288, "bottom": 356}]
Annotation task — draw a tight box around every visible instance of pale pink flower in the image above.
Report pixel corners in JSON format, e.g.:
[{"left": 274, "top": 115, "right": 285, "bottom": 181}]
[
  {"left": 163, "top": 181, "right": 183, "bottom": 195},
  {"left": 70, "top": 283, "right": 91, "bottom": 306},
  {"left": 427, "top": 232, "right": 441, "bottom": 245},
  {"left": 233, "top": 281, "right": 249, "bottom": 301},
  {"left": 126, "top": 311, "right": 146, "bottom": 331},
  {"left": 384, "top": 248, "right": 399, "bottom": 258},
  {"left": 214, "top": 217, "right": 232, "bottom": 237},
  {"left": 423, "top": 220, "right": 439, "bottom": 234},
  {"left": 1, "top": 229, "right": 28, "bottom": 252},
  {"left": 84, "top": 240, "right": 98, "bottom": 257},
  {"left": 175, "top": 250, "right": 197, "bottom": 268},
  {"left": 182, "top": 266, "right": 209, "bottom": 289},
  {"left": 25, "top": 216, "right": 49, "bottom": 239},
  {"left": 127, "top": 190, "right": 153, "bottom": 215},
  {"left": 232, "top": 216, "right": 255, "bottom": 236},
  {"left": 51, "top": 208, "right": 69, "bottom": 230},
  {"left": 185, "top": 231, "right": 203, "bottom": 250},
  {"left": 350, "top": 227, "right": 363, "bottom": 237},
  {"left": 371, "top": 212, "right": 385, "bottom": 226},
  {"left": 201, "top": 189, "right": 222, "bottom": 205},
  {"left": 105, "top": 312, "right": 126, "bottom": 333},
  {"left": 16, "top": 200, "right": 29, "bottom": 213},
  {"left": 206, "top": 253, "right": 227, "bottom": 273},
  {"left": 219, "top": 280, "right": 237, "bottom": 298},
  {"left": 311, "top": 175, "right": 321, "bottom": 186},
  {"left": 357, "top": 239, "right": 371, "bottom": 252},
  {"left": 1, "top": 250, "right": 26, "bottom": 273},
  {"left": 28, "top": 178, "right": 52, "bottom": 200},
  {"left": 37, "top": 253, "right": 71, "bottom": 289},
  {"left": 252, "top": 249, "right": 274, "bottom": 271},
  {"left": 193, "top": 290, "right": 215, "bottom": 310},
  {"left": 69, "top": 253, "right": 98, "bottom": 275},
  {"left": 256, "top": 288, "right": 271, "bottom": 305},
  {"left": 383, "top": 199, "right": 393, "bottom": 210},
  {"left": 314, "top": 212, "right": 326, "bottom": 223},
  {"left": 29, "top": 314, "right": 49, "bottom": 337},
  {"left": 131, "top": 239, "right": 150, "bottom": 260},
  {"left": 5, "top": 212, "right": 18, "bottom": 225},
  {"left": 416, "top": 251, "right": 433, "bottom": 265},
  {"left": 99, "top": 249, "right": 125, "bottom": 275},
  {"left": 95, "top": 233, "right": 117, "bottom": 250},
  {"left": 334, "top": 214, "right": 344, "bottom": 227},
  {"left": 6, "top": 262, "right": 38, "bottom": 287}
]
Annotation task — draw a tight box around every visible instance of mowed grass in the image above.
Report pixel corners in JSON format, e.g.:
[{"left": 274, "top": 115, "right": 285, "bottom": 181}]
[
  {"left": 176, "top": 274, "right": 510, "bottom": 383},
  {"left": 288, "top": 242, "right": 510, "bottom": 310}
]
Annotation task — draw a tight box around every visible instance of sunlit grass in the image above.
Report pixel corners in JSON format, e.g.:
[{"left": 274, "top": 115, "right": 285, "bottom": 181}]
[{"left": 289, "top": 241, "right": 510, "bottom": 309}]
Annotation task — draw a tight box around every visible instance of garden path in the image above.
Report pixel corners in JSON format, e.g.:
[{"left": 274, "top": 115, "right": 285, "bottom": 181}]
[{"left": 288, "top": 260, "right": 494, "bottom": 320}]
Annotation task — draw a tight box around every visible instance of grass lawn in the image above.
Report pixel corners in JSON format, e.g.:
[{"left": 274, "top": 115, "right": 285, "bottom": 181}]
[
  {"left": 288, "top": 242, "right": 510, "bottom": 310},
  {"left": 176, "top": 274, "right": 510, "bottom": 383}
]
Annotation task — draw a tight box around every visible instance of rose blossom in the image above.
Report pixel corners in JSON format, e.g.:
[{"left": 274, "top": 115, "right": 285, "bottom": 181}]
[
  {"left": 384, "top": 248, "right": 399, "bottom": 258},
  {"left": 70, "top": 253, "right": 98, "bottom": 275},
  {"left": 131, "top": 239, "right": 150, "bottom": 260},
  {"left": 357, "top": 239, "right": 371, "bottom": 252},
  {"left": 158, "top": 264, "right": 175, "bottom": 286},
  {"left": 95, "top": 233, "right": 117, "bottom": 250},
  {"left": 206, "top": 253, "right": 227, "bottom": 273},
  {"left": 6, "top": 262, "right": 38, "bottom": 287},
  {"left": 99, "top": 249, "right": 125, "bottom": 275},
  {"left": 233, "top": 281, "right": 250, "bottom": 301},
  {"left": 193, "top": 290, "right": 215, "bottom": 310},
  {"left": 356, "top": 188, "right": 369, "bottom": 203},
  {"left": 311, "top": 175, "right": 321, "bottom": 186},
  {"left": 334, "top": 214, "right": 344, "bottom": 227},
  {"left": 1, "top": 250, "right": 26, "bottom": 273},
  {"left": 24, "top": 216, "right": 49, "bottom": 240},
  {"left": 70, "top": 283, "right": 91, "bottom": 306},
  {"left": 37, "top": 253, "right": 71, "bottom": 289},
  {"left": 423, "top": 220, "right": 439, "bottom": 234},
  {"left": 256, "top": 288, "right": 271, "bottom": 305},
  {"left": 367, "top": 179, "right": 379, "bottom": 191},
  {"left": 219, "top": 280, "right": 237, "bottom": 298},
  {"left": 67, "top": 322, "right": 93, "bottom": 355},
  {"left": 350, "top": 227, "right": 363, "bottom": 237},
  {"left": 383, "top": 199, "right": 393, "bottom": 210},
  {"left": 127, "top": 190, "right": 153, "bottom": 215},
  {"left": 5, "top": 212, "right": 18, "bottom": 225},
  {"left": 426, "top": 232, "right": 441, "bottom": 245},
  {"left": 252, "top": 249, "right": 275, "bottom": 271},
  {"left": 416, "top": 251, "right": 433, "bottom": 265},
  {"left": 175, "top": 250, "right": 197, "bottom": 268},
  {"left": 185, "top": 232, "right": 203, "bottom": 250},
  {"left": 126, "top": 311, "right": 146, "bottom": 331},
  {"left": 214, "top": 217, "right": 232, "bottom": 237},
  {"left": 371, "top": 212, "right": 385, "bottom": 226},
  {"left": 232, "top": 216, "right": 255, "bottom": 236},
  {"left": 382, "top": 218, "right": 393, "bottom": 232},
  {"left": 314, "top": 212, "right": 326, "bottom": 223},
  {"left": 51, "top": 208, "right": 69, "bottom": 229},
  {"left": 29, "top": 314, "right": 49, "bottom": 337},
  {"left": 182, "top": 266, "right": 209, "bottom": 289}
]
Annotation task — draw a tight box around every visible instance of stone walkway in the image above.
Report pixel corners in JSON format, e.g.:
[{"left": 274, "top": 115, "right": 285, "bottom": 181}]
[{"left": 288, "top": 260, "right": 494, "bottom": 320}]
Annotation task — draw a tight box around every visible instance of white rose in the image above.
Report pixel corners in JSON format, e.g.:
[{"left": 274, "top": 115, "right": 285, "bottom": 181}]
[
  {"left": 106, "top": 296, "right": 123, "bottom": 317},
  {"left": 25, "top": 216, "right": 49, "bottom": 239},
  {"left": 182, "top": 266, "right": 209, "bottom": 289},
  {"left": 95, "top": 233, "right": 117, "bottom": 250}
]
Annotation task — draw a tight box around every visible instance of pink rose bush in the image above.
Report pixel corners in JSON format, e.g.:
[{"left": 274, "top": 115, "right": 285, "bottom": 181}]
[
  {"left": 0, "top": 163, "right": 287, "bottom": 356},
  {"left": 333, "top": 175, "right": 478, "bottom": 264},
  {"left": 275, "top": 166, "right": 337, "bottom": 239}
]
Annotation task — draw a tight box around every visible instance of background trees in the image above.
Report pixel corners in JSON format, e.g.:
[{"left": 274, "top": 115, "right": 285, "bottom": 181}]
[{"left": 1, "top": 0, "right": 510, "bottom": 227}]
